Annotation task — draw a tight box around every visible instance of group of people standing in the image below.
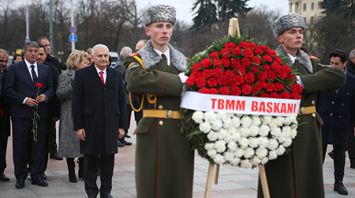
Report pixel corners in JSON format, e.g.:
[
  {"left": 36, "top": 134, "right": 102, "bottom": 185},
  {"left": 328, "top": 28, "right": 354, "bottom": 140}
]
[{"left": 0, "top": 3, "right": 354, "bottom": 198}]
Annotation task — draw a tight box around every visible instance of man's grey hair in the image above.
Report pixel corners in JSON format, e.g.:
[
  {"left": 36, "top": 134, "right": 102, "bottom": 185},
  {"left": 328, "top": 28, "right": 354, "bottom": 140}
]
[
  {"left": 23, "top": 41, "right": 39, "bottom": 51},
  {"left": 0, "top": 49, "right": 9, "bottom": 56},
  {"left": 92, "top": 44, "right": 109, "bottom": 55},
  {"left": 350, "top": 49, "right": 355, "bottom": 58},
  {"left": 120, "top": 46, "right": 132, "bottom": 59}
]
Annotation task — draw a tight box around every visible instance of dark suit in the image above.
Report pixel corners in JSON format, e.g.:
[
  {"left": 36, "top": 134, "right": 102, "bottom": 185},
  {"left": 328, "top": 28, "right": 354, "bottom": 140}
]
[
  {"left": 317, "top": 70, "right": 355, "bottom": 182},
  {"left": 3, "top": 61, "right": 53, "bottom": 181},
  {"left": 72, "top": 65, "right": 127, "bottom": 197},
  {"left": 0, "top": 69, "right": 10, "bottom": 175}
]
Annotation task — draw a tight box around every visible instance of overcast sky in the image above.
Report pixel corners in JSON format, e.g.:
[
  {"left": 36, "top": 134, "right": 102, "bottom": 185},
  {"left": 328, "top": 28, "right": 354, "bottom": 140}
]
[{"left": 136, "top": 0, "right": 289, "bottom": 24}]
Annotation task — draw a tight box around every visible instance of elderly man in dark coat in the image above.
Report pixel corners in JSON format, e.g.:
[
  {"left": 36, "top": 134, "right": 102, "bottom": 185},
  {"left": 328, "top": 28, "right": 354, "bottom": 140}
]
[
  {"left": 125, "top": 5, "right": 194, "bottom": 198},
  {"left": 72, "top": 44, "right": 127, "bottom": 198},
  {"left": 317, "top": 49, "right": 355, "bottom": 195},
  {"left": 257, "top": 13, "right": 345, "bottom": 198}
]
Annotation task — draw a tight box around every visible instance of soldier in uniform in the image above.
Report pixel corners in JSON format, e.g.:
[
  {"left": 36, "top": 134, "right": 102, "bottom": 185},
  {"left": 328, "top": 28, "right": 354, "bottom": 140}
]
[
  {"left": 258, "top": 13, "right": 346, "bottom": 198},
  {"left": 124, "top": 5, "right": 194, "bottom": 198}
]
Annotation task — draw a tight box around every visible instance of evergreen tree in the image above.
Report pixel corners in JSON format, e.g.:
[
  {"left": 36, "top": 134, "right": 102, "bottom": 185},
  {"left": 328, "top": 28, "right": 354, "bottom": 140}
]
[
  {"left": 191, "top": 0, "right": 218, "bottom": 30},
  {"left": 217, "top": 0, "right": 252, "bottom": 21}
]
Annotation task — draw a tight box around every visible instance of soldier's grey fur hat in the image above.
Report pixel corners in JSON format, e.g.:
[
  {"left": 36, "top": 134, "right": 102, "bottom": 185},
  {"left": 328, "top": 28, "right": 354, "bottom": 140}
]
[
  {"left": 142, "top": 5, "right": 176, "bottom": 26},
  {"left": 272, "top": 13, "right": 305, "bottom": 37}
]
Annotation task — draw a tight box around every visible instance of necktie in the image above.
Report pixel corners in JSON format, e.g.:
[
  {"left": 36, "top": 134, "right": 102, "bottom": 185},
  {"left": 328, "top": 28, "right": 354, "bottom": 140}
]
[
  {"left": 31, "top": 65, "right": 38, "bottom": 83},
  {"left": 161, "top": 54, "right": 167, "bottom": 63},
  {"left": 99, "top": 71, "right": 105, "bottom": 85}
]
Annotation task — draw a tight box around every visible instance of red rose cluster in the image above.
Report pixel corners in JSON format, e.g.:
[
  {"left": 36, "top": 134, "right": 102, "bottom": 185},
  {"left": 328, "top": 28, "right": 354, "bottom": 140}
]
[{"left": 186, "top": 40, "right": 303, "bottom": 99}]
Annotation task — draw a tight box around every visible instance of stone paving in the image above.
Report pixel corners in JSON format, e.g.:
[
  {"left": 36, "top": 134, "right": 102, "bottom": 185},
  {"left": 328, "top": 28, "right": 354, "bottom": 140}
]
[{"left": 0, "top": 120, "right": 355, "bottom": 198}]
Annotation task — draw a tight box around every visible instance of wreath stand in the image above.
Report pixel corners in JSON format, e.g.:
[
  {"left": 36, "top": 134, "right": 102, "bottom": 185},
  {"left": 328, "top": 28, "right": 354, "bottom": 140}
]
[{"left": 203, "top": 18, "right": 271, "bottom": 198}]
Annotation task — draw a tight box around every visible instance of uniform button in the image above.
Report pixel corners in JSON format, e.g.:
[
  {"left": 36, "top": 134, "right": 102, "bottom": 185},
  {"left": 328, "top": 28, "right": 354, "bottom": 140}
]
[
  {"left": 311, "top": 100, "right": 315, "bottom": 105},
  {"left": 330, "top": 113, "right": 333, "bottom": 116},
  {"left": 331, "top": 101, "right": 335, "bottom": 104},
  {"left": 312, "top": 113, "right": 316, "bottom": 118},
  {"left": 339, "top": 115, "right": 342, "bottom": 118},
  {"left": 341, "top": 103, "right": 344, "bottom": 106},
  {"left": 158, "top": 105, "right": 163, "bottom": 110},
  {"left": 159, "top": 120, "right": 164, "bottom": 126}
]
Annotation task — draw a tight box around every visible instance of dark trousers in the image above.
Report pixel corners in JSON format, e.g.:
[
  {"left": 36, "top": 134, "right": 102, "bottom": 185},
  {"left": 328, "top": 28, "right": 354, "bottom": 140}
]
[
  {"left": 42, "top": 119, "right": 57, "bottom": 173},
  {"left": 0, "top": 115, "right": 10, "bottom": 174},
  {"left": 84, "top": 154, "right": 114, "bottom": 197},
  {"left": 348, "top": 130, "right": 355, "bottom": 166},
  {"left": 323, "top": 144, "right": 346, "bottom": 182},
  {"left": 12, "top": 118, "right": 47, "bottom": 180}
]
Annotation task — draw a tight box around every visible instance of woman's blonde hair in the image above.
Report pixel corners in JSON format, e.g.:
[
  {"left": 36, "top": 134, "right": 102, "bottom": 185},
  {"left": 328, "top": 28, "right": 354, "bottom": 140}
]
[{"left": 66, "top": 50, "right": 88, "bottom": 70}]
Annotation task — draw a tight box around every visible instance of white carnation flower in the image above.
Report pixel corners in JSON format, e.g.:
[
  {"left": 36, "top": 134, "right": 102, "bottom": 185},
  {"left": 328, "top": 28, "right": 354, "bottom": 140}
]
[
  {"left": 283, "top": 117, "right": 292, "bottom": 125},
  {"left": 276, "top": 117, "right": 285, "bottom": 126},
  {"left": 227, "top": 141, "right": 238, "bottom": 151},
  {"left": 192, "top": 111, "right": 204, "bottom": 124},
  {"left": 240, "top": 128, "right": 250, "bottom": 137},
  {"left": 216, "top": 112, "right": 227, "bottom": 121},
  {"left": 235, "top": 113, "right": 243, "bottom": 117},
  {"left": 283, "top": 137, "right": 292, "bottom": 147},
  {"left": 212, "top": 119, "right": 223, "bottom": 131},
  {"left": 249, "top": 125, "right": 259, "bottom": 137},
  {"left": 268, "top": 150, "right": 278, "bottom": 160},
  {"left": 223, "top": 118, "right": 233, "bottom": 129},
  {"left": 282, "top": 126, "right": 291, "bottom": 137},
  {"left": 231, "top": 117, "right": 241, "bottom": 128},
  {"left": 205, "top": 111, "right": 217, "bottom": 123},
  {"left": 207, "top": 132, "right": 218, "bottom": 141},
  {"left": 251, "top": 156, "right": 261, "bottom": 165},
  {"left": 256, "top": 148, "right": 268, "bottom": 158},
  {"left": 214, "top": 154, "right": 225, "bottom": 164},
  {"left": 217, "top": 129, "right": 228, "bottom": 140},
  {"left": 238, "top": 137, "right": 249, "bottom": 149},
  {"left": 204, "top": 143, "right": 215, "bottom": 150},
  {"left": 258, "top": 137, "right": 269, "bottom": 148},
  {"left": 231, "top": 158, "right": 241, "bottom": 166},
  {"left": 248, "top": 137, "right": 259, "bottom": 148},
  {"left": 199, "top": 122, "right": 212, "bottom": 133},
  {"left": 243, "top": 148, "right": 255, "bottom": 158},
  {"left": 291, "top": 128, "right": 297, "bottom": 138},
  {"left": 252, "top": 116, "right": 262, "bottom": 126},
  {"left": 271, "top": 127, "right": 282, "bottom": 137},
  {"left": 230, "top": 132, "right": 241, "bottom": 142},
  {"left": 268, "top": 139, "right": 279, "bottom": 150},
  {"left": 262, "top": 116, "right": 273, "bottom": 124},
  {"left": 240, "top": 159, "right": 252, "bottom": 168},
  {"left": 276, "top": 146, "right": 286, "bottom": 155},
  {"left": 290, "top": 115, "right": 298, "bottom": 123},
  {"left": 224, "top": 152, "right": 235, "bottom": 162},
  {"left": 241, "top": 116, "right": 252, "bottom": 128},
  {"left": 259, "top": 125, "right": 270, "bottom": 137},
  {"left": 261, "top": 157, "right": 269, "bottom": 164},
  {"left": 207, "top": 149, "right": 217, "bottom": 158},
  {"left": 215, "top": 140, "right": 226, "bottom": 153},
  {"left": 235, "top": 148, "right": 244, "bottom": 157},
  {"left": 269, "top": 118, "right": 279, "bottom": 128}
]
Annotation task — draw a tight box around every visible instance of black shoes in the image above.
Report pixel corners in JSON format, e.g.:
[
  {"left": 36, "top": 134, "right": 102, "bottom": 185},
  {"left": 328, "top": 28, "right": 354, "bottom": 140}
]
[
  {"left": 69, "top": 173, "right": 78, "bottom": 183},
  {"left": 117, "top": 140, "right": 125, "bottom": 147},
  {"left": 334, "top": 182, "right": 348, "bottom": 195},
  {"left": 0, "top": 174, "right": 9, "bottom": 182},
  {"left": 50, "top": 153, "right": 63, "bottom": 160},
  {"left": 15, "top": 178, "right": 25, "bottom": 189},
  {"left": 122, "top": 139, "right": 132, "bottom": 146},
  {"left": 31, "top": 178, "right": 48, "bottom": 187}
]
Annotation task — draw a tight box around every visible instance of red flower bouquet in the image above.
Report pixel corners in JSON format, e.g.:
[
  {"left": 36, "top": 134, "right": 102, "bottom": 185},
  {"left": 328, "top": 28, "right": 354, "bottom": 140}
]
[{"left": 181, "top": 37, "right": 303, "bottom": 167}]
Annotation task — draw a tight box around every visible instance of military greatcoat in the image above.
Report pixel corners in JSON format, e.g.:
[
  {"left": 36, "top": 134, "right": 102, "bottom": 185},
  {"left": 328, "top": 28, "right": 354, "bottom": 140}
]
[
  {"left": 258, "top": 46, "right": 346, "bottom": 198},
  {"left": 125, "top": 41, "right": 194, "bottom": 198}
]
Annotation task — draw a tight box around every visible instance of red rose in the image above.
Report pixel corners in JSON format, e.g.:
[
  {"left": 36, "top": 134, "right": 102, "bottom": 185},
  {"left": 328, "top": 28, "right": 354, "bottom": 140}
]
[
  {"left": 244, "top": 48, "right": 254, "bottom": 58},
  {"left": 239, "top": 41, "right": 249, "bottom": 48},
  {"left": 231, "top": 58, "right": 241, "bottom": 67},
  {"left": 232, "top": 47, "right": 242, "bottom": 56},
  {"left": 259, "top": 93, "right": 269, "bottom": 98},
  {"left": 221, "top": 58, "right": 231, "bottom": 68},
  {"left": 225, "top": 42, "right": 237, "bottom": 49},
  {"left": 192, "top": 63, "right": 202, "bottom": 71},
  {"left": 274, "top": 82, "right": 285, "bottom": 91},
  {"left": 213, "top": 59, "right": 222, "bottom": 68},
  {"left": 269, "top": 92, "right": 279, "bottom": 98},
  {"left": 258, "top": 71, "right": 268, "bottom": 82},
  {"left": 231, "top": 86, "right": 241, "bottom": 96},
  {"left": 278, "top": 71, "right": 288, "bottom": 79},
  {"left": 35, "top": 82, "right": 43, "bottom": 88},
  {"left": 219, "top": 87, "right": 230, "bottom": 95},
  {"left": 241, "top": 84, "right": 252, "bottom": 95},
  {"left": 198, "top": 87, "right": 210, "bottom": 94},
  {"left": 221, "top": 48, "right": 231, "bottom": 59},
  {"left": 209, "top": 51, "right": 220, "bottom": 59},
  {"left": 265, "top": 83, "right": 274, "bottom": 92},
  {"left": 201, "top": 58, "right": 212, "bottom": 68},
  {"left": 209, "top": 88, "right": 218, "bottom": 94},
  {"left": 207, "top": 78, "right": 218, "bottom": 87},
  {"left": 186, "top": 77, "right": 195, "bottom": 87},
  {"left": 244, "top": 72, "right": 255, "bottom": 84},
  {"left": 262, "top": 55, "right": 273, "bottom": 63},
  {"left": 195, "top": 77, "right": 206, "bottom": 88},
  {"left": 241, "top": 57, "right": 250, "bottom": 67},
  {"left": 267, "top": 71, "right": 277, "bottom": 80},
  {"left": 280, "top": 92, "right": 290, "bottom": 99},
  {"left": 251, "top": 56, "right": 261, "bottom": 65}
]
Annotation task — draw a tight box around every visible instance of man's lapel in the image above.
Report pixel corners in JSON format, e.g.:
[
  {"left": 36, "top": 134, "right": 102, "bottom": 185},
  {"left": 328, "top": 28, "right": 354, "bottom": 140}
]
[
  {"left": 21, "top": 61, "right": 34, "bottom": 85},
  {"left": 88, "top": 65, "right": 104, "bottom": 86}
]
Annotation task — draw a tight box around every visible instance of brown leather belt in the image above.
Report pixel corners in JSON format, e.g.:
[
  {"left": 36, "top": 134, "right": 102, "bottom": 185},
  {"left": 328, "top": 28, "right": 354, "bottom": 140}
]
[
  {"left": 143, "top": 109, "right": 181, "bottom": 119},
  {"left": 299, "top": 106, "right": 316, "bottom": 115}
]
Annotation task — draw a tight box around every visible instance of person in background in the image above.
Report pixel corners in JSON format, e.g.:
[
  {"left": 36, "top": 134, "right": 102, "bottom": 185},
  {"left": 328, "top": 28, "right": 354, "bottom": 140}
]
[
  {"left": 0, "top": 49, "right": 10, "bottom": 182},
  {"left": 37, "top": 36, "right": 64, "bottom": 161},
  {"left": 317, "top": 49, "right": 355, "bottom": 195},
  {"left": 135, "top": 40, "right": 147, "bottom": 52},
  {"left": 115, "top": 46, "right": 132, "bottom": 147},
  {"left": 4, "top": 41, "right": 54, "bottom": 189},
  {"left": 125, "top": 5, "right": 194, "bottom": 198},
  {"left": 57, "top": 50, "right": 89, "bottom": 183},
  {"left": 12, "top": 54, "right": 23, "bottom": 64},
  {"left": 72, "top": 44, "right": 127, "bottom": 198},
  {"left": 257, "top": 13, "right": 345, "bottom": 198}
]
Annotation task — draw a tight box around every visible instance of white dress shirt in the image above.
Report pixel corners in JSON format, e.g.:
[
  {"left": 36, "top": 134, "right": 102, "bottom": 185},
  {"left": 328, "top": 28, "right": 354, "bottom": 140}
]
[
  {"left": 95, "top": 66, "right": 107, "bottom": 83},
  {"left": 25, "top": 59, "right": 38, "bottom": 81},
  {"left": 154, "top": 48, "right": 170, "bottom": 65}
]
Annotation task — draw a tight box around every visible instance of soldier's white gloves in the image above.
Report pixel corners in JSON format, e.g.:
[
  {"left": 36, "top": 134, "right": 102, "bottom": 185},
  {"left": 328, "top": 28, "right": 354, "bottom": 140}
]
[{"left": 178, "top": 73, "right": 188, "bottom": 83}]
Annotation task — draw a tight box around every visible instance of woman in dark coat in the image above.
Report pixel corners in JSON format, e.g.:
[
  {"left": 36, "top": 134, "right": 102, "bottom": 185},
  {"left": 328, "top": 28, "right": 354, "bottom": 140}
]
[
  {"left": 57, "top": 50, "right": 89, "bottom": 182},
  {"left": 258, "top": 13, "right": 345, "bottom": 198}
]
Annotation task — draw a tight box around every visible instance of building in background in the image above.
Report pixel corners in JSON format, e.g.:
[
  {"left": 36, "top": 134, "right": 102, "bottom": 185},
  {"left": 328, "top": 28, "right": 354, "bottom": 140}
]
[{"left": 288, "top": 0, "right": 324, "bottom": 24}]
